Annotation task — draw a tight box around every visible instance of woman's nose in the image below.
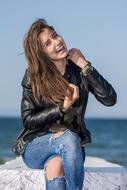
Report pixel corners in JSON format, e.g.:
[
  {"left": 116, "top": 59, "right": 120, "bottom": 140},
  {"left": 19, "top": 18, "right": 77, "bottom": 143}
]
[{"left": 53, "top": 39, "right": 61, "bottom": 47}]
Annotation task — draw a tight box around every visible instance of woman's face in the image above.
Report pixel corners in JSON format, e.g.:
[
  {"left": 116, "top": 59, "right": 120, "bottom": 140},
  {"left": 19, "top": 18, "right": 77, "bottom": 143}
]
[{"left": 39, "top": 28, "right": 68, "bottom": 62}]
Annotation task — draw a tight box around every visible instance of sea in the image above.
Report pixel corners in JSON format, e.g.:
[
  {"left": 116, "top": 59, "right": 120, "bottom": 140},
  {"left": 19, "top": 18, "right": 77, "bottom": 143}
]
[{"left": 0, "top": 117, "right": 127, "bottom": 168}]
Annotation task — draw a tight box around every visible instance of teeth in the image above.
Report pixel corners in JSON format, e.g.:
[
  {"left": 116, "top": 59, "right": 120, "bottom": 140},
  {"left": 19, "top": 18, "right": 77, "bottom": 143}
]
[{"left": 56, "top": 46, "right": 63, "bottom": 52}]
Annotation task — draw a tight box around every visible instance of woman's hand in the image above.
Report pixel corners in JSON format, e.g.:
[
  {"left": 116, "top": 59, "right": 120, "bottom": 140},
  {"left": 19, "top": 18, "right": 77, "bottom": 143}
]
[
  {"left": 67, "top": 48, "right": 89, "bottom": 69},
  {"left": 63, "top": 83, "right": 79, "bottom": 112}
]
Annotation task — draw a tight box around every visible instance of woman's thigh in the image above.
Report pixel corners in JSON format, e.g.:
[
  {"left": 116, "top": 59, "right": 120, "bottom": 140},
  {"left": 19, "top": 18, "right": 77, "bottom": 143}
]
[
  {"left": 22, "top": 129, "right": 69, "bottom": 169},
  {"left": 22, "top": 132, "right": 54, "bottom": 169},
  {"left": 22, "top": 129, "right": 85, "bottom": 169}
]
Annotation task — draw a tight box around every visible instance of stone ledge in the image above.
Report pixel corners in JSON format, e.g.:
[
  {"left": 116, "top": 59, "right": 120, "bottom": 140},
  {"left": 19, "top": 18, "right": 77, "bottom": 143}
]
[{"left": 0, "top": 156, "right": 127, "bottom": 190}]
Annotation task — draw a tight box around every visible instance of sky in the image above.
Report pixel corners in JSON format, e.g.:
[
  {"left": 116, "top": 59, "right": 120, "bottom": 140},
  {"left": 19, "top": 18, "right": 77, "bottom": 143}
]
[{"left": 0, "top": 0, "right": 127, "bottom": 118}]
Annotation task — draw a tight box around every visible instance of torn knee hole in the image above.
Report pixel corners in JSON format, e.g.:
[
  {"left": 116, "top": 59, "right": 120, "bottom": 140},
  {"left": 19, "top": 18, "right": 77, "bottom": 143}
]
[
  {"left": 44, "top": 156, "right": 64, "bottom": 180},
  {"left": 44, "top": 168, "right": 64, "bottom": 180},
  {"left": 45, "top": 174, "right": 65, "bottom": 181}
]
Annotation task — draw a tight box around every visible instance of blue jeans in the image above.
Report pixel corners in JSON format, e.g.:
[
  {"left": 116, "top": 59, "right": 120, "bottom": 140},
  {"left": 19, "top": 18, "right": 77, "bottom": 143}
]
[{"left": 22, "top": 129, "right": 86, "bottom": 190}]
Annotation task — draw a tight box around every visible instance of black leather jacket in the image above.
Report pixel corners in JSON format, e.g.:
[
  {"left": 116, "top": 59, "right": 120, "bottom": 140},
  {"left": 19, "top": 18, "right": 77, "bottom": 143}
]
[{"left": 20, "top": 60, "right": 117, "bottom": 147}]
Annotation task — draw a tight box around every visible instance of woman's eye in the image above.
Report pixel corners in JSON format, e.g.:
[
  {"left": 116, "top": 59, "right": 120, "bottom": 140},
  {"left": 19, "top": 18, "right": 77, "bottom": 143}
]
[
  {"left": 53, "top": 33, "right": 58, "bottom": 38},
  {"left": 45, "top": 41, "right": 50, "bottom": 47}
]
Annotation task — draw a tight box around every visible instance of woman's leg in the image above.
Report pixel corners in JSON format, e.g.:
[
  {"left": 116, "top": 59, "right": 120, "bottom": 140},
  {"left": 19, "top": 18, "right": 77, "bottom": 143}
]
[
  {"left": 61, "top": 130, "right": 85, "bottom": 190},
  {"left": 44, "top": 130, "right": 85, "bottom": 190},
  {"left": 22, "top": 130, "right": 68, "bottom": 190},
  {"left": 22, "top": 129, "right": 85, "bottom": 190},
  {"left": 44, "top": 156, "right": 66, "bottom": 190}
]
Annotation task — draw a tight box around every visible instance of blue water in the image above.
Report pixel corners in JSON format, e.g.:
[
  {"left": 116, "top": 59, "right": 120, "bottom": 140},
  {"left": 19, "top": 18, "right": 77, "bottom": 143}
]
[{"left": 0, "top": 117, "right": 127, "bottom": 167}]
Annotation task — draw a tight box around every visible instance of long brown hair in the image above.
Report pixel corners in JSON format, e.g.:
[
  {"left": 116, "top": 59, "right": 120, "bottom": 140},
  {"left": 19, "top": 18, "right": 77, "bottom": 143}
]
[{"left": 23, "top": 18, "right": 73, "bottom": 106}]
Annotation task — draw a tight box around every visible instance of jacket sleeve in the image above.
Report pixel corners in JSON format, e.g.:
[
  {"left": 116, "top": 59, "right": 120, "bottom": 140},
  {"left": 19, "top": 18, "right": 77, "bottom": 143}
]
[
  {"left": 21, "top": 70, "right": 63, "bottom": 130},
  {"left": 21, "top": 88, "right": 62, "bottom": 129},
  {"left": 80, "top": 67, "right": 117, "bottom": 106},
  {"left": 21, "top": 86, "right": 63, "bottom": 130}
]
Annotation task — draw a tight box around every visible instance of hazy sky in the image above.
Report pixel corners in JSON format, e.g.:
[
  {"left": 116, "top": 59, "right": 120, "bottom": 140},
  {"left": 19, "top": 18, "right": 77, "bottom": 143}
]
[{"left": 0, "top": 0, "right": 127, "bottom": 118}]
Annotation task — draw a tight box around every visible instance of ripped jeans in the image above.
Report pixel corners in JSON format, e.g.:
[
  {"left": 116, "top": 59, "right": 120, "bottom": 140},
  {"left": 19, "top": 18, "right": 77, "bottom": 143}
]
[{"left": 22, "top": 129, "right": 86, "bottom": 190}]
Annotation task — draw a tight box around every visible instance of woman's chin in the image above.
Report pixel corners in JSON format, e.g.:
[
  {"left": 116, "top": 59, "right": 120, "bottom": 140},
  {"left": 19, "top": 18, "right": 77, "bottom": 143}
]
[{"left": 56, "top": 52, "right": 68, "bottom": 60}]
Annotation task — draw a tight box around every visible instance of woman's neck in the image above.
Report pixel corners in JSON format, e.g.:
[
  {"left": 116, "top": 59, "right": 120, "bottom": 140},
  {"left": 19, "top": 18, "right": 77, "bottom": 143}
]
[{"left": 54, "top": 58, "right": 68, "bottom": 76}]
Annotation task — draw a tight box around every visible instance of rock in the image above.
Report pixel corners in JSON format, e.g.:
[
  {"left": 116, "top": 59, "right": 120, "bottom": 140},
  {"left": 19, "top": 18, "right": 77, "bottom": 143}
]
[{"left": 0, "top": 156, "right": 127, "bottom": 190}]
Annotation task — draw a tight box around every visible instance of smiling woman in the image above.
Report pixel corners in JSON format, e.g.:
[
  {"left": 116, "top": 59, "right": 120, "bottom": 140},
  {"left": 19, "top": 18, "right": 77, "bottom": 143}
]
[
  {"left": 40, "top": 29, "right": 68, "bottom": 59},
  {"left": 23, "top": 19, "right": 74, "bottom": 106},
  {"left": 12, "top": 18, "right": 117, "bottom": 190}
]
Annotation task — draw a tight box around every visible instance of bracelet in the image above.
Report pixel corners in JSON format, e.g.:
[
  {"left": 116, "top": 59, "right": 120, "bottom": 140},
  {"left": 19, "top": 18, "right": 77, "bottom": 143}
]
[
  {"left": 82, "top": 61, "right": 91, "bottom": 69},
  {"left": 81, "top": 61, "right": 93, "bottom": 76}
]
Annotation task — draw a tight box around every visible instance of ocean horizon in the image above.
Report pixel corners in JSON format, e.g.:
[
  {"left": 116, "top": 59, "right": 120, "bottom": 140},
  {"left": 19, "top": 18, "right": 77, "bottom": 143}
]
[{"left": 0, "top": 117, "right": 127, "bottom": 168}]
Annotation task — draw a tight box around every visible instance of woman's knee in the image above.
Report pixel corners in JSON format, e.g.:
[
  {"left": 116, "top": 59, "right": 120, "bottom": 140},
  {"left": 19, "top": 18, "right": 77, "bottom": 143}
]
[
  {"left": 64, "top": 130, "right": 81, "bottom": 148},
  {"left": 44, "top": 156, "right": 64, "bottom": 180}
]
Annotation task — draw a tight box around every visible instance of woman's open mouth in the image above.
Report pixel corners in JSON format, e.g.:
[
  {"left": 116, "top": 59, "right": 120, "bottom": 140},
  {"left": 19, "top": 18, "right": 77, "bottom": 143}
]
[{"left": 56, "top": 45, "right": 65, "bottom": 54}]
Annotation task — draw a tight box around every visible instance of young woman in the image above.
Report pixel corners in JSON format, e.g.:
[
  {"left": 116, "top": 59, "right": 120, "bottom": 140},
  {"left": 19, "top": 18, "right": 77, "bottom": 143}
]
[{"left": 14, "top": 18, "right": 117, "bottom": 190}]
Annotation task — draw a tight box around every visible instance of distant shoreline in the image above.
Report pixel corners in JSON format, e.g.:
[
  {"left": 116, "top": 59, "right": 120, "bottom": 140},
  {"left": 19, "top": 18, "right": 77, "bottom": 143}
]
[{"left": 0, "top": 116, "right": 127, "bottom": 120}]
